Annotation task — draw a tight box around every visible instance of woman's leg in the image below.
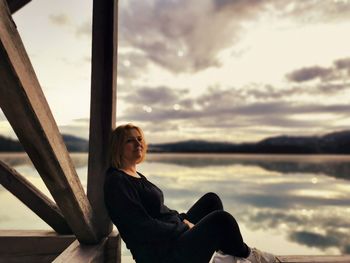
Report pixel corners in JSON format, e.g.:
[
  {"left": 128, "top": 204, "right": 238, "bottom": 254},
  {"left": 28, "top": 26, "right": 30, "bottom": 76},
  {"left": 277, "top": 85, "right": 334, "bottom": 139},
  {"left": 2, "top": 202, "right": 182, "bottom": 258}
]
[
  {"left": 168, "top": 210, "right": 249, "bottom": 263},
  {"left": 184, "top": 192, "right": 223, "bottom": 224}
]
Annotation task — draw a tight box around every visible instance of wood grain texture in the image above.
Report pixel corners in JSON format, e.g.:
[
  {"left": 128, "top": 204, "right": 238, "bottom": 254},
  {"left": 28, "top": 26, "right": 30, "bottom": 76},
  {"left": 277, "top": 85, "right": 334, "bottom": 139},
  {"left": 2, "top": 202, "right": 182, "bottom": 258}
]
[
  {"left": 0, "top": 230, "right": 75, "bottom": 263},
  {"left": 52, "top": 239, "right": 106, "bottom": 263},
  {"left": 0, "top": 0, "right": 99, "bottom": 243},
  {"left": 0, "top": 160, "right": 72, "bottom": 234},
  {"left": 105, "top": 230, "right": 121, "bottom": 263},
  {"left": 87, "top": 0, "right": 118, "bottom": 237}
]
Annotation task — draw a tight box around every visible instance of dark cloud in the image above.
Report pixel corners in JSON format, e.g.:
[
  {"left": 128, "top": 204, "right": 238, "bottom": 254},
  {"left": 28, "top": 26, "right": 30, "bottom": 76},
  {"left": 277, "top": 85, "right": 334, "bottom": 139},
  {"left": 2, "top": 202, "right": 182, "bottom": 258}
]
[
  {"left": 317, "top": 83, "right": 350, "bottom": 93},
  {"left": 122, "top": 86, "right": 190, "bottom": 106},
  {"left": 118, "top": 83, "right": 350, "bottom": 138},
  {"left": 243, "top": 208, "right": 350, "bottom": 253},
  {"left": 286, "top": 66, "right": 333, "bottom": 82},
  {"left": 289, "top": 231, "right": 339, "bottom": 249},
  {"left": 119, "top": 0, "right": 267, "bottom": 73},
  {"left": 334, "top": 57, "right": 350, "bottom": 71},
  {"left": 118, "top": 0, "right": 350, "bottom": 74},
  {"left": 239, "top": 192, "right": 350, "bottom": 209},
  {"left": 286, "top": 57, "right": 350, "bottom": 98},
  {"left": 122, "top": 97, "right": 350, "bottom": 129},
  {"left": 213, "top": 0, "right": 265, "bottom": 14}
]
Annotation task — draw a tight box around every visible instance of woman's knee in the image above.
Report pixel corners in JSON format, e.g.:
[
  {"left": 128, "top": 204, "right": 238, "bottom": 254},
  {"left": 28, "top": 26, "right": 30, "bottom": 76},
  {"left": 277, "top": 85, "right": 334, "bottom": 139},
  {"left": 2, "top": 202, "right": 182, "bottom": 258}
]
[
  {"left": 202, "top": 192, "right": 223, "bottom": 210},
  {"left": 211, "top": 211, "right": 239, "bottom": 229}
]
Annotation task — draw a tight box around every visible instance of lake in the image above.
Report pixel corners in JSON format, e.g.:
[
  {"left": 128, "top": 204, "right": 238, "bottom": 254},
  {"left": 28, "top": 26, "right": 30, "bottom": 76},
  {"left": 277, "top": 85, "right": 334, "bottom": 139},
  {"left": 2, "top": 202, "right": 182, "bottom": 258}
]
[{"left": 1, "top": 153, "right": 350, "bottom": 262}]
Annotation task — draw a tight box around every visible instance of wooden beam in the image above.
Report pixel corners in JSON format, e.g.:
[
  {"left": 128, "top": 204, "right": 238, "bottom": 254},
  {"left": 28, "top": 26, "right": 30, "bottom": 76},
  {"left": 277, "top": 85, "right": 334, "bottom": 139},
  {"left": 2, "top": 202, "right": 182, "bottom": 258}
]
[
  {"left": 53, "top": 230, "right": 121, "bottom": 263},
  {"left": 6, "top": 0, "right": 31, "bottom": 14},
  {"left": 0, "top": 230, "right": 75, "bottom": 263},
  {"left": 52, "top": 239, "right": 106, "bottom": 263},
  {"left": 277, "top": 255, "right": 350, "bottom": 263},
  {"left": 0, "top": 0, "right": 99, "bottom": 244},
  {"left": 0, "top": 160, "right": 72, "bottom": 234},
  {"left": 87, "top": 0, "right": 118, "bottom": 237}
]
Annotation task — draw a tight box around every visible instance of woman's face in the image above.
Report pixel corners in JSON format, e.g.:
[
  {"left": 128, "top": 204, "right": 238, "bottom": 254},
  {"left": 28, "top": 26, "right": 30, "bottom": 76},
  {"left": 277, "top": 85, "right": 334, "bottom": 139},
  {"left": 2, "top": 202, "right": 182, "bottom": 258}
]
[{"left": 122, "top": 128, "right": 144, "bottom": 164}]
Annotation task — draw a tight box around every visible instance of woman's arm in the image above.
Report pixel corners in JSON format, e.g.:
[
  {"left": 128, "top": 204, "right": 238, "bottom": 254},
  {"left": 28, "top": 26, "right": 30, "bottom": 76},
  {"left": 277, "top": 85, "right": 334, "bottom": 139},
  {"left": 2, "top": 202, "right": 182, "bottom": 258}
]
[{"left": 105, "top": 175, "right": 189, "bottom": 243}]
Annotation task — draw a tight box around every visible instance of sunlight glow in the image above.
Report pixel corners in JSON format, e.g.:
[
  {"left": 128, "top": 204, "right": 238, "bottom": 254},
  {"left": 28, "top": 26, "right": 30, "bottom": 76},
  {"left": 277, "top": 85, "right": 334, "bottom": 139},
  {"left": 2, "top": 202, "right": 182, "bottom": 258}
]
[
  {"left": 177, "top": 50, "right": 184, "bottom": 57},
  {"left": 142, "top": 105, "right": 153, "bottom": 113},
  {"left": 123, "top": 60, "right": 131, "bottom": 67},
  {"left": 173, "top": 104, "right": 181, "bottom": 111}
]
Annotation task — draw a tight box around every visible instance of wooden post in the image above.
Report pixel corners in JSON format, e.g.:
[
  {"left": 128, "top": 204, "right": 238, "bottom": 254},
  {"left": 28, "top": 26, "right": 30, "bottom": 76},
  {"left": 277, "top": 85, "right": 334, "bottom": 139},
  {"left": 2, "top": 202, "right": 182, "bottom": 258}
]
[
  {"left": 6, "top": 0, "right": 31, "bottom": 14},
  {"left": 0, "top": 0, "right": 99, "bottom": 243},
  {"left": 87, "top": 0, "right": 118, "bottom": 237},
  {"left": 105, "top": 230, "right": 121, "bottom": 263},
  {"left": 0, "top": 160, "right": 72, "bottom": 234}
]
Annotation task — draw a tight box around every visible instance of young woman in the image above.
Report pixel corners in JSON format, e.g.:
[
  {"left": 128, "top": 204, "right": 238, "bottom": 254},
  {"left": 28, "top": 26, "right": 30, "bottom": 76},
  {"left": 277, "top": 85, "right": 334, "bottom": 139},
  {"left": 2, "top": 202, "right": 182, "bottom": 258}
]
[{"left": 104, "top": 123, "right": 277, "bottom": 263}]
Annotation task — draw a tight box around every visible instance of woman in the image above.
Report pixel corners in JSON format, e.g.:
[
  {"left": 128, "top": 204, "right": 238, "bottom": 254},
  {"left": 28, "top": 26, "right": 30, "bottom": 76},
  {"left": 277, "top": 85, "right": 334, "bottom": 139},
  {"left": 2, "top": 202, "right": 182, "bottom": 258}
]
[{"left": 104, "top": 123, "right": 277, "bottom": 263}]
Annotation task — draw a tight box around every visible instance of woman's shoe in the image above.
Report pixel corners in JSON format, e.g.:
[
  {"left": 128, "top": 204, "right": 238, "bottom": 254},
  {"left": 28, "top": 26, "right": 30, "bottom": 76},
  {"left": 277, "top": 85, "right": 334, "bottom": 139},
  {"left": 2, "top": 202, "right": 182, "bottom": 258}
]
[
  {"left": 212, "top": 248, "right": 277, "bottom": 263},
  {"left": 245, "top": 247, "right": 277, "bottom": 263},
  {"left": 212, "top": 250, "right": 238, "bottom": 263}
]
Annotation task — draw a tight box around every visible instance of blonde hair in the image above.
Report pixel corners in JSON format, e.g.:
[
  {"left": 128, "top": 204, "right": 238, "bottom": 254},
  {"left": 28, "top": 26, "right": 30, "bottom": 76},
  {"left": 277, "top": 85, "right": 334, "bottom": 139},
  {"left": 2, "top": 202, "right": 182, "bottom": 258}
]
[{"left": 109, "top": 123, "right": 147, "bottom": 168}]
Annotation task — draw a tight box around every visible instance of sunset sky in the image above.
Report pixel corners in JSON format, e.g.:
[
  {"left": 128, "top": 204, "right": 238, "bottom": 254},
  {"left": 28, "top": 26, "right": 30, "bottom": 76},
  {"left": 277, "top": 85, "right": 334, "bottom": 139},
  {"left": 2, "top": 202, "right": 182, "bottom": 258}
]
[{"left": 1, "top": 0, "right": 350, "bottom": 143}]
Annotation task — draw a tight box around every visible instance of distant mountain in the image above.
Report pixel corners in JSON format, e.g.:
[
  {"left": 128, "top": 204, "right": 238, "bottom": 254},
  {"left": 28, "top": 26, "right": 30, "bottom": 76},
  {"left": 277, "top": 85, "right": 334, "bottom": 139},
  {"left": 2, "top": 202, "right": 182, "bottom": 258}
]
[
  {"left": 149, "top": 130, "right": 350, "bottom": 154},
  {"left": 0, "top": 134, "right": 88, "bottom": 152},
  {"left": 1, "top": 130, "right": 350, "bottom": 154},
  {"left": 62, "top": 134, "right": 89, "bottom": 152}
]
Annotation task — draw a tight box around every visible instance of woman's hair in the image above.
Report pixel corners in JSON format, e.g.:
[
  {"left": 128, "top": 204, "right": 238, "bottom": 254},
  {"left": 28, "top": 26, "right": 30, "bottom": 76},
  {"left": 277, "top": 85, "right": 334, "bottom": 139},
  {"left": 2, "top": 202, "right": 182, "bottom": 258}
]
[{"left": 109, "top": 123, "right": 147, "bottom": 168}]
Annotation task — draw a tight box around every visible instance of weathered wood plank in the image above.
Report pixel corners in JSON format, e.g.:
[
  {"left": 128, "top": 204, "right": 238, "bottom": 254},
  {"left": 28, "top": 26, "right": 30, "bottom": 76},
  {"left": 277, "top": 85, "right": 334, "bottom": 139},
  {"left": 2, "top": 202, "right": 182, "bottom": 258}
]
[
  {"left": 105, "top": 230, "right": 121, "bottom": 263},
  {"left": 0, "top": 230, "right": 75, "bottom": 263},
  {"left": 0, "top": 160, "right": 72, "bottom": 234},
  {"left": 277, "top": 255, "right": 350, "bottom": 263},
  {"left": 0, "top": 0, "right": 99, "bottom": 243},
  {"left": 87, "top": 0, "right": 118, "bottom": 237},
  {"left": 52, "top": 239, "right": 106, "bottom": 263},
  {"left": 6, "top": 0, "right": 31, "bottom": 14},
  {"left": 53, "top": 230, "right": 121, "bottom": 263}
]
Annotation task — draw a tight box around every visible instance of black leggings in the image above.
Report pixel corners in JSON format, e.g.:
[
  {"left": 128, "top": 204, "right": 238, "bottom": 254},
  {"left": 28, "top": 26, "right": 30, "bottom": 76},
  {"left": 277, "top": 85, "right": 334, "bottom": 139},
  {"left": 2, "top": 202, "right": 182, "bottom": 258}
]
[{"left": 165, "top": 192, "right": 249, "bottom": 263}]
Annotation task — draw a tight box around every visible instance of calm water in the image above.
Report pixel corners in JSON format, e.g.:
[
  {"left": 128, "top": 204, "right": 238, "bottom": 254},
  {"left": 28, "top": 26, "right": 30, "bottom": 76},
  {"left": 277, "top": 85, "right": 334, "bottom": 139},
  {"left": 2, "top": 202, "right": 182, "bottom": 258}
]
[{"left": 1, "top": 153, "right": 350, "bottom": 262}]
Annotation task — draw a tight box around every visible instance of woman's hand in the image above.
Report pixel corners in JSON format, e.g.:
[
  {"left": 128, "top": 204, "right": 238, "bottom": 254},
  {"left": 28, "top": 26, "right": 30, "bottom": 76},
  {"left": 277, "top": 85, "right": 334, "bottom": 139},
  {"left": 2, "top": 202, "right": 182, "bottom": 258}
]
[{"left": 183, "top": 219, "right": 194, "bottom": 229}]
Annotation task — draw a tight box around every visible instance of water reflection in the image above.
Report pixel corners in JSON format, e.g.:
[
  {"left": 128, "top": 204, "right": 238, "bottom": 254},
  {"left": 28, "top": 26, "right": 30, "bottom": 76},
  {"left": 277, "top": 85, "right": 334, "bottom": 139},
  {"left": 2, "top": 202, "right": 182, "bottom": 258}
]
[
  {"left": 146, "top": 154, "right": 350, "bottom": 180},
  {"left": 0, "top": 153, "right": 89, "bottom": 170},
  {"left": 140, "top": 154, "right": 350, "bottom": 255},
  {"left": 1, "top": 153, "right": 349, "bottom": 258}
]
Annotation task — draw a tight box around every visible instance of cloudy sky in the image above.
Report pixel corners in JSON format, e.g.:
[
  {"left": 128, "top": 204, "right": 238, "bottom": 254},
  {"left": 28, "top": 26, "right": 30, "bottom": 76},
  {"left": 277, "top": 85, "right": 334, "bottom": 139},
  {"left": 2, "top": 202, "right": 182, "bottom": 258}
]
[{"left": 1, "top": 0, "right": 350, "bottom": 143}]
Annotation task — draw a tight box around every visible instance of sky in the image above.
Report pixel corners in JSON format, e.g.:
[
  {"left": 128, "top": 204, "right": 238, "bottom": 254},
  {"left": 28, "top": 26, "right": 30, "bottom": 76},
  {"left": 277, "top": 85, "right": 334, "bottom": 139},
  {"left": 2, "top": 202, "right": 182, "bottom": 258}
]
[{"left": 1, "top": 0, "right": 350, "bottom": 143}]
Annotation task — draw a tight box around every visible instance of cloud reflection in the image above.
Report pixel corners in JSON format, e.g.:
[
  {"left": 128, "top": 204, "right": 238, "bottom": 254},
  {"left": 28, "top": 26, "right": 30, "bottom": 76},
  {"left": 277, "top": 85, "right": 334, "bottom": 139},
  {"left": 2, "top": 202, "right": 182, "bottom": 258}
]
[
  {"left": 1, "top": 153, "right": 349, "bottom": 255},
  {"left": 141, "top": 154, "right": 350, "bottom": 254}
]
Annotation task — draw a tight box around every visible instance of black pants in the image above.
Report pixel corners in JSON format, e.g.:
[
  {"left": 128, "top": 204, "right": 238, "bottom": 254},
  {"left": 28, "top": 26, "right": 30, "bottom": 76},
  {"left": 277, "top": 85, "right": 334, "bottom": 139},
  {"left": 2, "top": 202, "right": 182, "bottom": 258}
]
[{"left": 165, "top": 193, "right": 249, "bottom": 263}]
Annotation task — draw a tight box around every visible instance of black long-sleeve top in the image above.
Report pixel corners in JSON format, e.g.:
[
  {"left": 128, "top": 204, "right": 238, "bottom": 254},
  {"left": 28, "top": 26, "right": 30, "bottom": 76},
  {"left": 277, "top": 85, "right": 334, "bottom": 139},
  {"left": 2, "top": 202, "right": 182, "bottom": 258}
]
[{"left": 104, "top": 167, "right": 189, "bottom": 263}]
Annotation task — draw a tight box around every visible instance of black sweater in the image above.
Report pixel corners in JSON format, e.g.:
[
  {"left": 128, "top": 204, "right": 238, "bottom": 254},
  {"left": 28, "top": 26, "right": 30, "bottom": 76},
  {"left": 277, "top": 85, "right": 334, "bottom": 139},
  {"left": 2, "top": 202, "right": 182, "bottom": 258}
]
[{"left": 104, "top": 167, "right": 189, "bottom": 263}]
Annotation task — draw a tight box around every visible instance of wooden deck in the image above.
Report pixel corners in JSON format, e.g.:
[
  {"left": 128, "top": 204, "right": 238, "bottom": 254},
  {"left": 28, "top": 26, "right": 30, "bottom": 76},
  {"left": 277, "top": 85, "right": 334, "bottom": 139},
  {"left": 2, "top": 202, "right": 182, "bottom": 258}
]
[
  {"left": 0, "top": 230, "right": 120, "bottom": 263},
  {"left": 276, "top": 255, "right": 350, "bottom": 263}
]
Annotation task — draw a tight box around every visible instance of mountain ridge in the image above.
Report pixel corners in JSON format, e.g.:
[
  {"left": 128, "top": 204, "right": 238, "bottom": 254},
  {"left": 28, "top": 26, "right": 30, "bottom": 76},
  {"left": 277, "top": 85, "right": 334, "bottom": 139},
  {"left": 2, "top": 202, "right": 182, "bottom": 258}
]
[
  {"left": 148, "top": 130, "right": 350, "bottom": 154},
  {"left": 0, "top": 130, "right": 349, "bottom": 154}
]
